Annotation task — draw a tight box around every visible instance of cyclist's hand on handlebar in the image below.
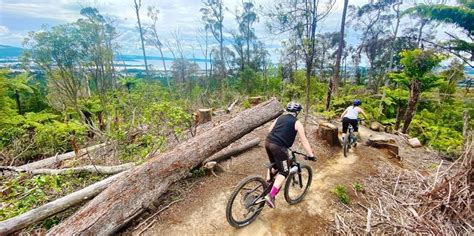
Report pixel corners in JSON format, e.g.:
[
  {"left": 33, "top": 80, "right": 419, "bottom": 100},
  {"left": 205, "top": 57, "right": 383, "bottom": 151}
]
[{"left": 305, "top": 156, "right": 316, "bottom": 161}]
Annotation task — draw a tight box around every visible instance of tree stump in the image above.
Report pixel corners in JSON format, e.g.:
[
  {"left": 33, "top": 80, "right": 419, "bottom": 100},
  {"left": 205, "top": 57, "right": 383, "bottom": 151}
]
[
  {"left": 249, "top": 96, "right": 263, "bottom": 106},
  {"left": 367, "top": 135, "right": 399, "bottom": 159},
  {"left": 198, "top": 109, "right": 212, "bottom": 123},
  {"left": 317, "top": 122, "right": 340, "bottom": 146}
]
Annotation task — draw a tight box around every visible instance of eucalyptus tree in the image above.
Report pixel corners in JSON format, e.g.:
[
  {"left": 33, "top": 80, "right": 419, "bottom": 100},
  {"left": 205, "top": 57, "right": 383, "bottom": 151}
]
[
  {"left": 133, "top": 0, "right": 149, "bottom": 77},
  {"left": 314, "top": 32, "right": 339, "bottom": 82},
  {"left": 145, "top": 6, "right": 171, "bottom": 93},
  {"left": 326, "top": 0, "right": 349, "bottom": 110},
  {"left": 267, "top": 0, "right": 336, "bottom": 121},
  {"left": 201, "top": 0, "right": 226, "bottom": 84},
  {"left": 24, "top": 23, "right": 86, "bottom": 116},
  {"left": 236, "top": 1, "right": 258, "bottom": 68},
  {"left": 349, "top": 0, "right": 401, "bottom": 92},
  {"left": 78, "top": 7, "right": 117, "bottom": 106}
]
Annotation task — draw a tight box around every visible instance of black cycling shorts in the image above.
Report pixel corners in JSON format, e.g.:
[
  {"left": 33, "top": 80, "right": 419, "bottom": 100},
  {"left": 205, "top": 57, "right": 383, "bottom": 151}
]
[
  {"left": 265, "top": 141, "right": 290, "bottom": 177},
  {"left": 342, "top": 117, "right": 359, "bottom": 133}
]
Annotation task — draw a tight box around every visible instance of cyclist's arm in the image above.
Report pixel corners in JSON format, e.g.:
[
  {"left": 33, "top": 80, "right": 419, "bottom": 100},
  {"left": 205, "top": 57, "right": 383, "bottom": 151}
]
[
  {"left": 295, "top": 121, "right": 314, "bottom": 157},
  {"left": 268, "top": 119, "right": 277, "bottom": 132},
  {"left": 359, "top": 107, "right": 368, "bottom": 119},
  {"left": 340, "top": 107, "right": 348, "bottom": 119}
]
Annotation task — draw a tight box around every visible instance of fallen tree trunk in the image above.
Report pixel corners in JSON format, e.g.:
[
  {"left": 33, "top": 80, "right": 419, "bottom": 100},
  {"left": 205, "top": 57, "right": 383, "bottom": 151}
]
[
  {"left": 203, "top": 138, "right": 261, "bottom": 164},
  {"left": 18, "top": 143, "right": 107, "bottom": 171},
  {"left": 0, "top": 171, "right": 127, "bottom": 235},
  {"left": 48, "top": 98, "right": 283, "bottom": 235},
  {"left": 1, "top": 163, "right": 133, "bottom": 176}
]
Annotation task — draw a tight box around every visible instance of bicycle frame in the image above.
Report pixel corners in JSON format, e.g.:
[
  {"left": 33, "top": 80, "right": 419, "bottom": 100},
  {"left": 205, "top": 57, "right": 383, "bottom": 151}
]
[{"left": 253, "top": 150, "right": 307, "bottom": 206}]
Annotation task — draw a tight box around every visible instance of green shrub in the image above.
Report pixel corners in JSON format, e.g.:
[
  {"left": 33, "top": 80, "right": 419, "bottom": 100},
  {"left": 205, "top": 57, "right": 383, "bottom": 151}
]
[
  {"left": 332, "top": 184, "right": 350, "bottom": 204},
  {"left": 242, "top": 100, "right": 251, "bottom": 109},
  {"left": 353, "top": 182, "right": 364, "bottom": 192}
]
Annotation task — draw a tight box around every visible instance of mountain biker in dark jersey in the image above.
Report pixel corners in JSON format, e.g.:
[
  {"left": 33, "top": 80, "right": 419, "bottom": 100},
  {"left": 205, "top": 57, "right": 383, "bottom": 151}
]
[
  {"left": 340, "top": 99, "right": 367, "bottom": 142},
  {"left": 264, "top": 102, "right": 315, "bottom": 208}
]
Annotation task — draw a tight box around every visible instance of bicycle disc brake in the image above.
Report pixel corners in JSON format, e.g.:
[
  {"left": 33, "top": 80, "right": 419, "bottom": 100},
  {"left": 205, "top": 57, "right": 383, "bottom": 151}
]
[{"left": 241, "top": 192, "right": 259, "bottom": 209}]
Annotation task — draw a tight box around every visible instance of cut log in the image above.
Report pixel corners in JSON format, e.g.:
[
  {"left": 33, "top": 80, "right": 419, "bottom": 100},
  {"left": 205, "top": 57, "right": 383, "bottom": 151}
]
[
  {"left": 226, "top": 99, "right": 239, "bottom": 113},
  {"left": 249, "top": 96, "right": 263, "bottom": 106},
  {"left": 317, "top": 122, "right": 340, "bottom": 146},
  {"left": 47, "top": 98, "right": 283, "bottom": 235},
  {"left": 367, "top": 135, "right": 399, "bottom": 159},
  {"left": 408, "top": 138, "right": 422, "bottom": 148},
  {"left": 29, "top": 163, "right": 133, "bottom": 176},
  {"left": 0, "top": 171, "right": 128, "bottom": 235},
  {"left": 203, "top": 138, "right": 261, "bottom": 164},
  {"left": 19, "top": 143, "right": 107, "bottom": 171},
  {"left": 198, "top": 109, "right": 212, "bottom": 123}
]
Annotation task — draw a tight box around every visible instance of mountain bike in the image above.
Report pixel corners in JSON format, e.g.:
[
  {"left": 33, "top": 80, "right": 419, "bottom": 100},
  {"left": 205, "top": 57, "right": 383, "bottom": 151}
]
[
  {"left": 225, "top": 149, "right": 316, "bottom": 228},
  {"left": 343, "top": 118, "right": 363, "bottom": 157}
]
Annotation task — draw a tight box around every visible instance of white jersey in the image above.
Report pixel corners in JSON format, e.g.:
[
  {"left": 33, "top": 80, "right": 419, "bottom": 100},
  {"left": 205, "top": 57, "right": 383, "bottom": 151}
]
[{"left": 344, "top": 106, "right": 359, "bottom": 119}]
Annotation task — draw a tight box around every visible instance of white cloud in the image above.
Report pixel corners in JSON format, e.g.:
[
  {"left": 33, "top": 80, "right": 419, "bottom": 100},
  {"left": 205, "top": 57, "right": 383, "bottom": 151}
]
[{"left": 0, "top": 25, "right": 10, "bottom": 36}]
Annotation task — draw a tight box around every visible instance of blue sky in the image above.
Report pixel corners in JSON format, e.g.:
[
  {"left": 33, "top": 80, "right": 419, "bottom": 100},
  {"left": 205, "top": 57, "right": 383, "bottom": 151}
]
[{"left": 0, "top": 0, "right": 460, "bottom": 63}]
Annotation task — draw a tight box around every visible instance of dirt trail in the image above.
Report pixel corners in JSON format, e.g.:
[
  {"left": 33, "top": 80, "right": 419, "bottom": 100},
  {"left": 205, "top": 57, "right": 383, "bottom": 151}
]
[{"left": 131, "top": 123, "right": 403, "bottom": 235}]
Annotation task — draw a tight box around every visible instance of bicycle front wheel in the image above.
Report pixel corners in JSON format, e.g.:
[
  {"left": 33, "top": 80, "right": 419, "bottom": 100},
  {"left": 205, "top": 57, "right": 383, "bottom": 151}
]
[
  {"left": 284, "top": 164, "right": 313, "bottom": 205},
  {"left": 226, "top": 175, "right": 266, "bottom": 228}
]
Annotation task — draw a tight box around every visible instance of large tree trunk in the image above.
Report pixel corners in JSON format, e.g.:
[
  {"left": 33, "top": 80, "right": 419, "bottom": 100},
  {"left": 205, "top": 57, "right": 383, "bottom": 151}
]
[
  {"left": 394, "top": 105, "right": 404, "bottom": 131},
  {"left": 402, "top": 81, "right": 421, "bottom": 133},
  {"left": 329, "top": 0, "right": 348, "bottom": 103},
  {"left": 203, "top": 138, "right": 261, "bottom": 164},
  {"left": 0, "top": 172, "right": 127, "bottom": 235},
  {"left": 134, "top": 0, "right": 149, "bottom": 77},
  {"left": 48, "top": 99, "right": 283, "bottom": 235},
  {"left": 378, "top": 0, "right": 401, "bottom": 114}
]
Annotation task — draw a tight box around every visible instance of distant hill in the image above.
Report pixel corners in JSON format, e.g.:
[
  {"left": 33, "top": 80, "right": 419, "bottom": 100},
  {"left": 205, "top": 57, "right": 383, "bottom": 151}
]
[
  {"left": 0, "top": 45, "right": 209, "bottom": 63},
  {"left": 0, "top": 45, "right": 24, "bottom": 58}
]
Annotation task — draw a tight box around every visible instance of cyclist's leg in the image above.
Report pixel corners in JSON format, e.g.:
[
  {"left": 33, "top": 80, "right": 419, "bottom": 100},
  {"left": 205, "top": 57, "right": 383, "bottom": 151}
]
[
  {"left": 264, "top": 141, "right": 277, "bottom": 182},
  {"left": 264, "top": 143, "right": 290, "bottom": 208},
  {"left": 351, "top": 119, "right": 359, "bottom": 142},
  {"left": 342, "top": 117, "right": 350, "bottom": 141}
]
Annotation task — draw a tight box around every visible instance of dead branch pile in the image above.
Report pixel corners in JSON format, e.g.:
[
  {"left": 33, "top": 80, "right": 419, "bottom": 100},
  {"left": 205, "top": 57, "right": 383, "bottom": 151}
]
[{"left": 333, "top": 137, "right": 473, "bottom": 234}]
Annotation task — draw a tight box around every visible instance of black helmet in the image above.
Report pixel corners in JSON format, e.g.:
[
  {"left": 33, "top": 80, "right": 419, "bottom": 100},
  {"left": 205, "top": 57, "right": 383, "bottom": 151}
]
[{"left": 287, "top": 102, "right": 302, "bottom": 112}]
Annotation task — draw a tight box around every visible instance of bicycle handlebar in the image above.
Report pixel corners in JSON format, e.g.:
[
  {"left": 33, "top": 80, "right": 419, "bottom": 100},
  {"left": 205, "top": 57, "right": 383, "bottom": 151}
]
[{"left": 289, "top": 149, "right": 316, "bottom": 162}]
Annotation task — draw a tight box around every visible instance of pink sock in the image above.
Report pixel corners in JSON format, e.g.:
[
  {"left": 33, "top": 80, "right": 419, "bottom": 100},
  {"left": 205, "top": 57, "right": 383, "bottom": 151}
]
[{"left": 270, "top": 186, "right": 280, "bottom": 198}]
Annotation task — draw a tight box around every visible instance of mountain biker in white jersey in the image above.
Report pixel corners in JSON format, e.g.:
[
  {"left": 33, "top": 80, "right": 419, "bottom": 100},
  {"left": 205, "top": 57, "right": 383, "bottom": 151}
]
[
  {"left": 264, "top": 102, "right": 315, "bottom": 208},
  {"left": 340, "top": 99, "right": 368, "bottom": 142}
]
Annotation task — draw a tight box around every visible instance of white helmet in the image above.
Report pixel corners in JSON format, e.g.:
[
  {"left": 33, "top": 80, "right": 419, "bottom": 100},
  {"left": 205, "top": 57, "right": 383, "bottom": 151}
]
[{"left": 287, "top": 102, "right": 302, "bottom": 112}]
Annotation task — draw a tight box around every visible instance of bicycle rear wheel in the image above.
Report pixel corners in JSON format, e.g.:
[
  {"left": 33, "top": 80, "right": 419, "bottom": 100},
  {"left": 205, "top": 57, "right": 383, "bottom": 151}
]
[
  {"left": 284, "top": 164, "right": 313, "bottom": 205},
  {"left": 343, "top": 136, "right": 349, "bottom": 157},
  {"left": 226, "top": 175, "right": 266, "bottom": 228}
]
